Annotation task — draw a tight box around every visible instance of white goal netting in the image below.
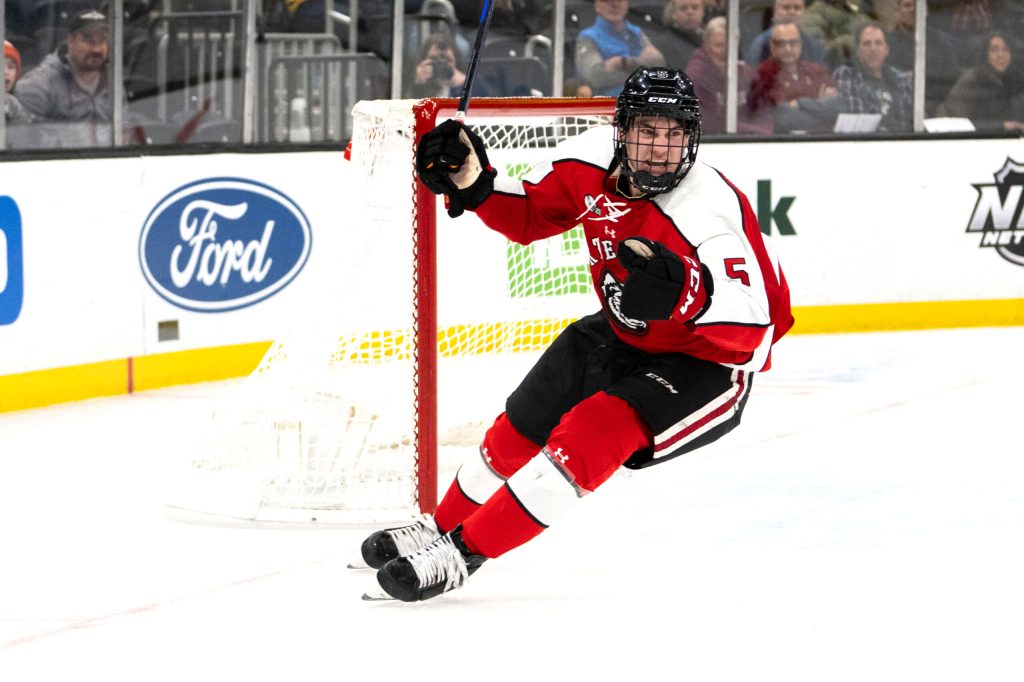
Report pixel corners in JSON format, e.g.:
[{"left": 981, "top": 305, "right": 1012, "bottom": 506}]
[{"left": 166, "top": 97, "right": 615, "bottom": 525}]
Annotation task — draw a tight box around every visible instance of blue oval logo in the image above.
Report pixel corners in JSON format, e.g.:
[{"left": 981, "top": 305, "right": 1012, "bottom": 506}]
[{"left": 140, "top": 177, "right": 311, "bottom": 312}]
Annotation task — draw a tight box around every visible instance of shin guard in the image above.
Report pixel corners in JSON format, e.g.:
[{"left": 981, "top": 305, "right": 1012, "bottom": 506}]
[{"left": 461, "top": 447, "right": 586, "bottom": 558}]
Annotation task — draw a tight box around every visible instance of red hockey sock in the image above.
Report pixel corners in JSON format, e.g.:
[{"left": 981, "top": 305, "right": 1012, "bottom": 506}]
[
  {"left": 435, "top": 412, "right": 543, "bottom": 533},
  {"left": 460, "top": 485, "right": 545, "bottom": 558},
  {"left": 458, "top": 393, "right": 652, "bottom": 559},
  {"left": 434, "top": 477, "right": 481, "bottom": 534}
]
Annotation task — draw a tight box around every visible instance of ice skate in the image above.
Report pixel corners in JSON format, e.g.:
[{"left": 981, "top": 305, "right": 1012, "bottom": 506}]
[
  {"left": 360, "top": 514, "right": 442, "bottom": 569},
  {"left": 375, "top": 526, "right": 486, "bottom": 602}
]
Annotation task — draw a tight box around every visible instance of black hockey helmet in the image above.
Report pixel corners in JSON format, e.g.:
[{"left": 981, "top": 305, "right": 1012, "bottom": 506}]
[{"left": 614, "top": 66, "right": 702, "bottom": 194}]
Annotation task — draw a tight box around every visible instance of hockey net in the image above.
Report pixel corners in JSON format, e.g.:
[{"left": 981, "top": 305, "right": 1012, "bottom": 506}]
[{"left": 167, "top": 97, "right": 616, "bottom": 524}]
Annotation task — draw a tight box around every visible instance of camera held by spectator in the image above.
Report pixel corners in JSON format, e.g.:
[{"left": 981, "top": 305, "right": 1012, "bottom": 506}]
[{"left": 431, "top": 57, "right": 455, "bottom": 83}]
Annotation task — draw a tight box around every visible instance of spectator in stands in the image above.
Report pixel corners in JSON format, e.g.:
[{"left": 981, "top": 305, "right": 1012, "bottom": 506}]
[
  {"left": 885, "top": 0, "right": 961, "bottom": 116},
  {"left": 4, "top": 40, "right": 32, "bottom": 124},
  {"left": 801, "top": 0, "right": 876, "bottom": 69},
  {"left": 685, "top": 16, "right": 769, "bottom": 133},
  {"left": 14, "top": 10, "right": 113, "bottom": 129},
  {"left": 407, "top": 32, "right": 467, "bottom": 98},
  {"left": 748, "top": 20, "right": 839, "bottom": 132},
  {"left": 939, "top": 30, "right": 1024, "bottom": 131},
  {"left": 833, "top": 21, "right": 913, "bottom": 132},
  {"left": 575, "top": 0, "right": 666, "bottom": 96},
  {"left": 744, "top": 0, "right": 827, "bottom": 67},
  {"left": 647, "top": 0, "right": 704, "bottom": 71}
]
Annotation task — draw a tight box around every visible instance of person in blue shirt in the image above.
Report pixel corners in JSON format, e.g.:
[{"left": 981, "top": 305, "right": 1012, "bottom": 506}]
[{"left": 574, "top": 0, "right": 665, "bottom": 96}]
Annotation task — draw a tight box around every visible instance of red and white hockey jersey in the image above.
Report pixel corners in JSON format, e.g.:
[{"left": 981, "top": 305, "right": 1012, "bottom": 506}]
[{"left": 473, "top": 126, "right": 793, "bottom": 372}]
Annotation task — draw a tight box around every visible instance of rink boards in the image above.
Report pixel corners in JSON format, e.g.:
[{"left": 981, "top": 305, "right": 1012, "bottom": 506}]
[{"left": 1, "top": 135, "right": 1023, "bottom": 411}]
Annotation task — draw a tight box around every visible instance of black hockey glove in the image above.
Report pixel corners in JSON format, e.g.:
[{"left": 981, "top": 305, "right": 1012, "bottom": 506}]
[
  {"left": 617, "top": 237, "right": 713, "bottom": 322},
  {"left": 416, "top": 119, "right": 496, "bottom": 218}
]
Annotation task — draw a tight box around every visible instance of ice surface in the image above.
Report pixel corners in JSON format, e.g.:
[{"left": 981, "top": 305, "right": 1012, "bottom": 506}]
[{"left": 1, "top": 327, "right": 1022, "bottom": 682}]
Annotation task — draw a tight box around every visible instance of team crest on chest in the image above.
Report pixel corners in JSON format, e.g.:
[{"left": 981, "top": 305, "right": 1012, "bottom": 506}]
[
  {"left": 599, "top": 270, "right": 647, "bottom": 334},
  {"left": 576, "top": 194, "right": 632, "bottom": 223}
]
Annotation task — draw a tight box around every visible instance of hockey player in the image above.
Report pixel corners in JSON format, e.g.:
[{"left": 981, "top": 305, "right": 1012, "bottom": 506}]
[{"left": 361, "top": 66, "right": 793, "bottom": 602}]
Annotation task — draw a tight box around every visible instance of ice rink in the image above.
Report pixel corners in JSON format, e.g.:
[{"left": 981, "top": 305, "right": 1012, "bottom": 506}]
[{"left": 1, "top": 326, "right": 1022, "bottom": 682}]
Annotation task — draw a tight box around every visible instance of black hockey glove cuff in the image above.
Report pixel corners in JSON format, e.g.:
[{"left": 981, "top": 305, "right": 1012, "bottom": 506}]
[
  {"left": 617, "top": 237, "right": 713, "bottom": 322},
  {"left": 446, "top": 166, "right": 496, "bottom": 218}
]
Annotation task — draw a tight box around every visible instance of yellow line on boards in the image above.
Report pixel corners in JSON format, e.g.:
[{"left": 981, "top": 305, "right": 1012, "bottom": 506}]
[
  {"left": 0, "top": 359, "right": 129, "bottom": 412},
  {"left": 130, "top": 341, "right": 274, "bottom": 392},
  {"left": 1, "top": 299, "right": 1021, "bottom": 413}
]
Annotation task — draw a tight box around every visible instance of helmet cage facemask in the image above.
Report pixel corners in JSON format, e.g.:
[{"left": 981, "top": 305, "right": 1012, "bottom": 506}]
[{"left": 614, "top": 111, "right": 701, "bottom": 195}]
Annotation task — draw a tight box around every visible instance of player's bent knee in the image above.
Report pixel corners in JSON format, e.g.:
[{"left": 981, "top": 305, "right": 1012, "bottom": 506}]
[
  {"left": 481, "top": 411, "right": 543, "bottom": 478},
  {"left": 546, "top": 392, "right": 652, "bottom": 491}
]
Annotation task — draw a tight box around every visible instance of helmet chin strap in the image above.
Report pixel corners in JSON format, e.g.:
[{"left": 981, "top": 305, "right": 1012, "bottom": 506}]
[{"left": 614, "top": 172, "right": 648, "bottom": 199}]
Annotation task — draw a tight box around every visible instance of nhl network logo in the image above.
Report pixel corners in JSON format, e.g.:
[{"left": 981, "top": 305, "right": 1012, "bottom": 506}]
[{"left": 966, "top": 157, "right": 1024, "bottom": 266}]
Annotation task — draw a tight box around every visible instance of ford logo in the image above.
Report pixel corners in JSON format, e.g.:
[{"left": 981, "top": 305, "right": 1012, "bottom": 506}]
[{"left": 139, "top": 177, "right": 311, "bottom": 312}]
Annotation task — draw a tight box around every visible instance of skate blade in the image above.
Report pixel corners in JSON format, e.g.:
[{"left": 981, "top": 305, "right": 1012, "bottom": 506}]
[
  {"left": 361, "top": 589, "right": 396, "bottom": 601},
  {"left": 347, "top": 560, "right": 371, "bottom": 570}
]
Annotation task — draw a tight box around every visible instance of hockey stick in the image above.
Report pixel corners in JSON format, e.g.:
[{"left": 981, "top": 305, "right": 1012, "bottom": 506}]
[{"left": 454, "top": 0, "right": 498, "bottom": 121}]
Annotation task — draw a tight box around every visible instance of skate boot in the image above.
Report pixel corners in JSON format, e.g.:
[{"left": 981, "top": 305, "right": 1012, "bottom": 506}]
[
  {"left": 360, "top": 514, "right": 442, "bottom": 569},
  {"left": 376, "top": 525, "right": 486, "bottom": 602}
]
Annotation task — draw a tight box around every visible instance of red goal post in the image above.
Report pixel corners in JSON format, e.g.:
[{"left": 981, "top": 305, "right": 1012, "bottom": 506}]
[{"left": 408, "top": 97, "right": 617, "bottom": 515}]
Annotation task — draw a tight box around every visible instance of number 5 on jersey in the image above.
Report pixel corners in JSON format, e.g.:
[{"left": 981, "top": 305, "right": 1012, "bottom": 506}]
[{"left": 725, "top": 257, "right": 750, "bottom": 286}]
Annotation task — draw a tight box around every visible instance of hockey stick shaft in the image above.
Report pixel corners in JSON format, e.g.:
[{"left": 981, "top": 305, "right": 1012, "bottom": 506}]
[{"left": 455, "top": 0, "right": 498, "bottom": 120}]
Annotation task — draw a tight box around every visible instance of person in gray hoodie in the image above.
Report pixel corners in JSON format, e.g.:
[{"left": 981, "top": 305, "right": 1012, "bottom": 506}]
[{"left": 13, "top": 10, "right": 113, "bottom": 146}]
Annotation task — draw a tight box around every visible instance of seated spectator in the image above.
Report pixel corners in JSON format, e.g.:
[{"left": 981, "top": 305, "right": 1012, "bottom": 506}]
[
  {"left": 800, "top": 0, "right": 876, "bottom": 69},
  {"left": 885, "top": 0, "right": 961, "bottom": 116},
  {"left": 14, "top": 11, "right": 113, "bottom": 127},
  {"left": 405, "top": 32, "right": 467, "bottom": 99},
  {"left": 648, "top": 0, "right": 704, "bottom": 71},
  {"left": 685, "top": 16, "right": 769, "bottom": 134},
  {"left": 575, "top": 0, "right": 666, "bottom": 96},
  {"left": 749, "top": 20, "right": 840, "bottom": 133},
  {"left": 4, "top": 40, "right": 32, "bottom": 124},
  {"left": 939, "top": 31, "right": 1024, "bottom": 131},
  {"left": 833, "top": 21, "right": 913, "bottom": 132},
  {"left": 744, "top": 0, "right": 827, "bottom": 67}
]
